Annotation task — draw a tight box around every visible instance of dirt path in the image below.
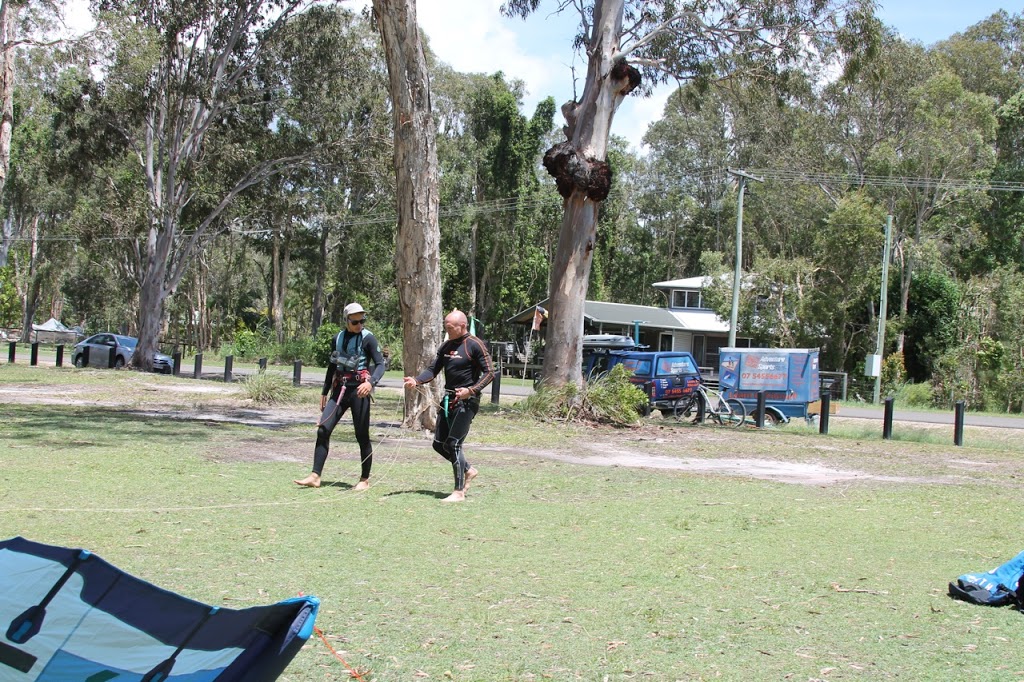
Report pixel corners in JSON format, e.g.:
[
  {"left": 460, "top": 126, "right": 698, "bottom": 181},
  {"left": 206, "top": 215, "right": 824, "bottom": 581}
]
[{"left": 4, "top": 378, "right": 1021, "bottom": 487}]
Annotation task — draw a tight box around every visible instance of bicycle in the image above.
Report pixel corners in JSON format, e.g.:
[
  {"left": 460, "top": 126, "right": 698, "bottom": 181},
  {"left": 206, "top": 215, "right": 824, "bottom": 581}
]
[{"left": 671, "top": 382, "right": 747, "bottom": 428}]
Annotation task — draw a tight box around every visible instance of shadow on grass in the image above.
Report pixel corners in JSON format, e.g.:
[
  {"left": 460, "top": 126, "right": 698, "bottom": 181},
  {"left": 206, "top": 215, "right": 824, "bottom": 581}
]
[
  {"left": 3, "top": 403, "right": 225, "bottom": 446},
  {"left": 381, "top": 489, "right": 449, "bottom": 499}
]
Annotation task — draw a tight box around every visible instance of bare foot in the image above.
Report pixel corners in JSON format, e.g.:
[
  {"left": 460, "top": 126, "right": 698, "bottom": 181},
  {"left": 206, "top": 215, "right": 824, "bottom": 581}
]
[
  {"left": 353, "top": 478, "right": 370, "bottom": 491},
  {"left": 294, "top": 473, "right": 321, "bottom": 488},
  {"left": 464, "top": 467, "right": 478, "bottom": 491},
  {"left": 441, "top": 490, "right": 466, "bottom": 503}
]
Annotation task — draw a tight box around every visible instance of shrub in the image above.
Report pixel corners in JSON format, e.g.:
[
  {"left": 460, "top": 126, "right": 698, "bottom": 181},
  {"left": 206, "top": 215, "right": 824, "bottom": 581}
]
[
  {"left": 312, "top": 323, "right": 341, "bottom": 368},
  {"left": 515, "top": 364, "right": 647, "bottom": 427},
  {"left": 880, "top": 352, "right": 905, "bottom": 397},
  {"left": 229, "top": 325, "right": 274, "bottom": 359},
  {"left": 895, "top": 381, "right": 934, "bottom": 407},
  {"left": 240, "top": 371, "right": 299, "bottom": 405},
  {"left": 276, "top": 337, "right": 313, "bottom": 364}
]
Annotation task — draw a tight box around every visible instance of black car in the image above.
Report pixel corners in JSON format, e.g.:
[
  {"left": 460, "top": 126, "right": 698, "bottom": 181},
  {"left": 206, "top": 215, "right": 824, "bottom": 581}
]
[{"left": 72, "top": 334, "right": 174, "bottom": 374}]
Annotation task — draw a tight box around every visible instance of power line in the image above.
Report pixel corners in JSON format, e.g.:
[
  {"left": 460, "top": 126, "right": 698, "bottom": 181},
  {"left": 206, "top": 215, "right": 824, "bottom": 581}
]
[
  {"left": 746, "top": 169, "right": 1024, "bottom": 193},
  {"left": 7, "top": 168, "right": 1023, "bottom": 244}
]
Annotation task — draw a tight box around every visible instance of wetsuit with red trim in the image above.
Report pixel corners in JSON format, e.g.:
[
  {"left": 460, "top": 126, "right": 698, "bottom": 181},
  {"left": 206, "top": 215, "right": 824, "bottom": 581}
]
[
  {"left": 412, "top": 333, "right": 494, "bottom": 491},
  {"left": 312, "top": 329, "right": 386, "bottom": 481}
]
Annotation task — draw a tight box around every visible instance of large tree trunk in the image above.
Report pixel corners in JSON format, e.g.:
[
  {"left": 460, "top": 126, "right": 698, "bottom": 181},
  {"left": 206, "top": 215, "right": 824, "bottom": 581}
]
[
  {"left": 271, "top": 221, "right": 290, "bottom": 344},
  {"left": 541, "top": 0, "right": 637, "bottom": 389},
  {"left": 372, "top": 0, "right": 443, "bottom": 429},
  {"left": 0, "top": 1, "right": 16, "bottom": 210},
  {"left": 310, "top": 219, "right": 329, "bottom": 334},
  {"left": 17, "top": 216, "right": 39, "bottom": 343}
]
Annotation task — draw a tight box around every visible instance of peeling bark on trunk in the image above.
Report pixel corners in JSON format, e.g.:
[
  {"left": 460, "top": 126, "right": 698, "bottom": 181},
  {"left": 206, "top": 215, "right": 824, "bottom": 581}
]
[
  {"left": 373, "top": 0, "right": 443, "bottom": 429},
  {"left": 541, "top": 0, "right": 639, "bottom": 390},
  {"left": 0, "top": 1, "right": 16, "bottom": 210}
]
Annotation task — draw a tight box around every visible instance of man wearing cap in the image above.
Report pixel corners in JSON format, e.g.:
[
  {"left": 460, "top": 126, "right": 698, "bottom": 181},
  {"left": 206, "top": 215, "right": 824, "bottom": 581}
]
[
  {"left": 295, "top": 303, "right": 386, "bottom": 490},
  {"left": 403, "top": 309, "right": 494, "bottom": 502}
]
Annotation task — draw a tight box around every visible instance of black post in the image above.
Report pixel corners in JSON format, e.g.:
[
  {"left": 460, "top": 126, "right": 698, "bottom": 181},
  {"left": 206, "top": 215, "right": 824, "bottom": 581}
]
[
  {"left": 172, "top": 351, "right": 182, "bottom": 377},
  {"left": 258, "top": 357, "right": 267, "bottom": 372},
  {"left": 819, "top": 390, "right": 830, "bottom": 435},
  {"left": 56, "top": 345, "right": 64, "bottom": 367},
  {"left": 755, "top": 390, "right": 766, "bottom": 428},
  {"left": 293, "top": 360, "right": 302, "bottom": 387},
  {"left": 7, "top": 342, "right": 14, "bottom": 363},
  {"left": 224, "top": 355, "right": 233, "bottom": 383},
  {"left": 30, "top": 343, "right": 39, "bottom": 366},
  {"left": 882, "top": 397, "right": 894, "bottom": 440},
  {"left": 954, "top": 400, "right": 965, "bottom": 447},
  {"left": 194, "top": 353, "right": 203, "bottom": 379},
  {"left": 107, "top": 346, "right": 116, "bottom": 369},
  {"left": 491, "top": 355, "right": 502, "bottom": 405},
  {"left": 82, "top": 346, "right": 90, "bottom": 367}
]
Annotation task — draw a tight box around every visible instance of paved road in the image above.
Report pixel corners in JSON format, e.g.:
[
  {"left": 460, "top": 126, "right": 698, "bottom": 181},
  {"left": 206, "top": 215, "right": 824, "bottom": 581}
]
[
  {"left": 9, "top": 352, "right": 1024, "bottom": 429},
  {"left": 832, "top": 405, "right": 1024, "bottom": 429}
]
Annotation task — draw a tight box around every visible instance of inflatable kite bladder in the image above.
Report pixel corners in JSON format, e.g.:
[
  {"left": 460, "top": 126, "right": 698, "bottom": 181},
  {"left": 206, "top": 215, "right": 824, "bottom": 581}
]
[{"left": 0, "top": 537, "right": 319, "bottom": 681}]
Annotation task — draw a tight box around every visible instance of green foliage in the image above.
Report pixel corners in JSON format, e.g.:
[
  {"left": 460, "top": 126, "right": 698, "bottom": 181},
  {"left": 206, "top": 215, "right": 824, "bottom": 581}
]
[
  {"left": 516, "top": 364, "right": 647, "bottom": 427},
  {"left": 239, "top": 371, "right": 299, "bottom": 404},
  {"left": 903, "top": 270, "right": 960, "bottom": 382},
  {"left": 880, "top": 352, "right": 906, "bottom": 396},
  {"left": 894, "top": 381, "right": 935, "bottom": 407},
  {"left": 229, "top": 325, "right": 274, "bottom": 359},
  {"left": 0, "top": 266, "right": 19, "bottom": 327},
  {"left": 312, "top": 323, "right": 341, "bottom": 368},
  {"left": 275, "top": 336, "right": 312, "bottom": 364},
  {"left": 584, "top": 364, "right": 649, "bottom": 425}
]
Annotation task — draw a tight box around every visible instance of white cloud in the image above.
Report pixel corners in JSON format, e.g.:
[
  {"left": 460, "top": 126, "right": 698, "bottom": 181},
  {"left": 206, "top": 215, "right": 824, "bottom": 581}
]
[
  {"left": 615, "top": 84, "right": 673, "bottom": 153},
  {"left": 416, "top": 0, "right": 572, "bottom": 113}
]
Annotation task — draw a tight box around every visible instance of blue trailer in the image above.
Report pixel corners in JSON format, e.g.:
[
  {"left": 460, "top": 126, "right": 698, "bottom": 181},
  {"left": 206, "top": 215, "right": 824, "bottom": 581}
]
[{"left": 718, "top": 347, "right": 822, "bottom": 425}]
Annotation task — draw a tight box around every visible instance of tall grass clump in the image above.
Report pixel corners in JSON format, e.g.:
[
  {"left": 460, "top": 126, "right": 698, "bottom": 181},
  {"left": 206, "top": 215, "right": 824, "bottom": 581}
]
[
  {"left": 515, "top": 364, "right": 647, "bottom": 426},
  {"left": 240, "top": 371, "right": 300, "bottom": 404},
  {"left": 895, "top": 381, "right": 934, "bottom": 407}
]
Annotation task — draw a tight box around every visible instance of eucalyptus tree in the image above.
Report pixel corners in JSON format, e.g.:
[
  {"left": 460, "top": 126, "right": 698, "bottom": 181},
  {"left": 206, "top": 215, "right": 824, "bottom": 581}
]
[
  {"left": 0, "top": 0, "right": 69, "bottom": 268},
  {"left": 875, "top": 69, "right": 996, "bottom": 354},
  {"left": 88, "top": 0, "right": 318, "bottom": 371},
  {"left": 252, "top": 5, "right": 392, "bottom": 343},
  {"left": 433, "top": 67, "right": 556, "bottom": 336},
  {"left": 371, "top": 0, "right": 443, "bottom": 429},
  {"left": 501, "top": 0, "right": 873, "bottom": 390},
  {"left": 3, "top": 41, "right": 89, "bottom": 339}
]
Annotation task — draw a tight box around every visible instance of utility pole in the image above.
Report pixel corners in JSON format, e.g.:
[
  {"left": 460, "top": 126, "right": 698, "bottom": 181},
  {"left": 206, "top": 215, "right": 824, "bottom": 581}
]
[
  {"left": 726, "top": 168, "right": 763, "bottom": 347},
  {"left": 873, "top": 215, "right": 893, "bottom": 404}
]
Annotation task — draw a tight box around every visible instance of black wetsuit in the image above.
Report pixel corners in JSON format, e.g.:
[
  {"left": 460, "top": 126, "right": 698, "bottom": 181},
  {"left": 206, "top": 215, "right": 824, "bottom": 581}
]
[
  {"left": 413, "top": 333, "right": 495, "bottom": 491},
  {"left": 313, "top": 330, "right": 386, "bottom": 480}
]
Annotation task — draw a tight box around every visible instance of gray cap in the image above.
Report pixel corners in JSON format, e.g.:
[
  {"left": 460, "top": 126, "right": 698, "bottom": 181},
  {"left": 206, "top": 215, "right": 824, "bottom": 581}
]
[{"left": 343, "top": 302, "right": 365, "bottom": 317}]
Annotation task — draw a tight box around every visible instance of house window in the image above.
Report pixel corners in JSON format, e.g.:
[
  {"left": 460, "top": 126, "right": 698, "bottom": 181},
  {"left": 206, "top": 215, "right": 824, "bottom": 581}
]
[
  {"left": 659, "top": 334, "right": 673, "bottom": 351},
  {"left": 672, "top": 290, "right": 703, "bottom": 309}
]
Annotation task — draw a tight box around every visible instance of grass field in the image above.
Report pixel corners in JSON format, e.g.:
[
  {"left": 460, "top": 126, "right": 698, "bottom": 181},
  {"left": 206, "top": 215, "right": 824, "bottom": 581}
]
[{"left": 2, "top": 364, "right": 1024, "bottom": 680}]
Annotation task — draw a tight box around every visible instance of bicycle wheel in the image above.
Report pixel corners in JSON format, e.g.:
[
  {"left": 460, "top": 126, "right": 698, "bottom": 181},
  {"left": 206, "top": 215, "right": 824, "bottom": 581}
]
[
  {"left": 718, "top": 398, "right": 747, "bottom": 428},
  {"left": 672, "top": 395, "right": 697, "bottom": 421}
]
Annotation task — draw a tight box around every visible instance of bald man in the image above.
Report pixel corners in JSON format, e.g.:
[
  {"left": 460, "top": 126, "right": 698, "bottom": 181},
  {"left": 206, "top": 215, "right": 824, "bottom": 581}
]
[{"left": 404, "top": 310, "right": 494, "bottom": 502}]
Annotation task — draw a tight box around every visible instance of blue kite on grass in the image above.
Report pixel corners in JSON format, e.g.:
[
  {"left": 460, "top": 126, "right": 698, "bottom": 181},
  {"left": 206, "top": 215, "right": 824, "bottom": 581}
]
[
  {"left": 949, "top": 548, "right": 1024, "bottom": 608},
  {"left": 0, "top": 537, "right": 319, "bottom": 680}
]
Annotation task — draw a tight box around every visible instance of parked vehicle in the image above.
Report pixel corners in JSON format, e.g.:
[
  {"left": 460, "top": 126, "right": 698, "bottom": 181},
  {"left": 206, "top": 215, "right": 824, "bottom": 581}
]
[
  {"left": 72, "top": 334, "right": 174, "bottom": 374},
  {"left": 586, "top": 346, "right": 703, "bottom": 416},
  {"left": 718, "top": 347, "right": 822, "bottom": 425},
  {"left": 581, "top": 334, "right": 637, "bottom": 377}
]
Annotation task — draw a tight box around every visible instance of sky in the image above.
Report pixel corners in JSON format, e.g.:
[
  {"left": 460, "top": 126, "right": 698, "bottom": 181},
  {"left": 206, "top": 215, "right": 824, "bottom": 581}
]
[
  {"left": 407, "top": 0, "right": 1016, "bottom": 151},
  {"left": 66, "top": 0, "right": 1016, "bottom": 150}
]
